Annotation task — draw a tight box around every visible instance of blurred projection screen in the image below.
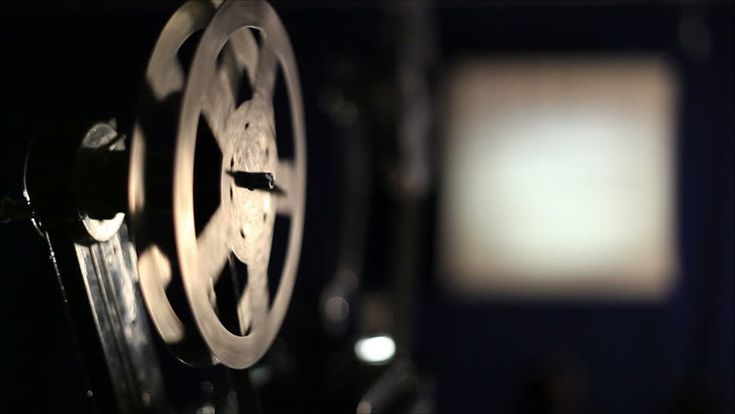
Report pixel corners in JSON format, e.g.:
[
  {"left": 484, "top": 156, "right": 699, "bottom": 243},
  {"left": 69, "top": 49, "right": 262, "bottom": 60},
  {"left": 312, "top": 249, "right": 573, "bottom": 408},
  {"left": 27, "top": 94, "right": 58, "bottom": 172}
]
[{"left": 439, "top": 57, "right": 678, "bottom": 300}]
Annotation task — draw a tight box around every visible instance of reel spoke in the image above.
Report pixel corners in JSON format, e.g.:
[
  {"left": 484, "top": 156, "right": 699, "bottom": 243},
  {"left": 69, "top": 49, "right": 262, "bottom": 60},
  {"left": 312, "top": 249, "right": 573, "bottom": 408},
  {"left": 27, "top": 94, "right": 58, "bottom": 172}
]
[
  {"left": 275, "top": 160, "right": 295, "bottom": 214},
  {"left": 137, "top": 246, "right": 185, "bottom": 343},
  {"left": 196, "top": 206, "right": 231, "bottom": 283},
  {"left": 236, "top": 285, "right": 252, "bottom": 335},
  {"left": 228, "top": 25, "right": 260, "bottom": 88},
  {"left": 243, "top": 261, "right": 270, "bottom": 330},
  {"left": 203, "top": 68, "right": 236, "bottom": 149},
  {"left": 254, "top": 43, "right": 278, "bottom": 97},
  {"left": 235, "top": 259, "right": 268, "bottom": 335}
]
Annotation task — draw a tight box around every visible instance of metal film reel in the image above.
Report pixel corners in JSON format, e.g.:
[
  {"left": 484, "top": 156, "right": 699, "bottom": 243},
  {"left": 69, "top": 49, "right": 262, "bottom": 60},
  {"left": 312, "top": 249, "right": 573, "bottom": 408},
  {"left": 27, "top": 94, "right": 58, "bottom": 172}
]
[
  {"left": 130, "top": 0, "right": 305, "bottom": 369},
  {"left": 175, "top": 0, "right": 305, "bottom": 369}
]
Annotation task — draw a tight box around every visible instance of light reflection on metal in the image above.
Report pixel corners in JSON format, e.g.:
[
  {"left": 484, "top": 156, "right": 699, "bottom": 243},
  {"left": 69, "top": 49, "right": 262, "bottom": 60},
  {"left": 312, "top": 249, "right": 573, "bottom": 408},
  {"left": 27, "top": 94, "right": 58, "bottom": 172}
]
[
  {"left": 354, "top": 335, "right": 396, "bottom": 365},
  {"left": 76, "top": 122, "right": 126, "bottom": 242}
]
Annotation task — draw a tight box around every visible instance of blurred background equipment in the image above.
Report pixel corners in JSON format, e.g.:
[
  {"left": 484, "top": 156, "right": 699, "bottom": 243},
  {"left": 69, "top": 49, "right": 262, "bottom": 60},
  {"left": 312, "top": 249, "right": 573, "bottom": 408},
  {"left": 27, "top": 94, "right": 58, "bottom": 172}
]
[{"left": 1, "top": 1, "right": 733, "bottom": 414}]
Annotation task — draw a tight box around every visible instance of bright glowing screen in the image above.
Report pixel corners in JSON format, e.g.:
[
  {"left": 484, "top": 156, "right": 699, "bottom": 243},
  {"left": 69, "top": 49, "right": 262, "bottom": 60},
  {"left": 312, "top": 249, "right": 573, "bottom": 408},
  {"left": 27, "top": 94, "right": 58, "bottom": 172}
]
[{"left": 439, "top": 58, "right": 677, "bottom": 300}]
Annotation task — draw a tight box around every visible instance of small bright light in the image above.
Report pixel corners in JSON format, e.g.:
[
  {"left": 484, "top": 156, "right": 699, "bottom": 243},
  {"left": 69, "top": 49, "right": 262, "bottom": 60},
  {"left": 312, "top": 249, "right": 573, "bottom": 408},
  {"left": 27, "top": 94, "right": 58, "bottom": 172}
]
[{"left": 354, "top": 335, "right": 396, "bottom": 365}]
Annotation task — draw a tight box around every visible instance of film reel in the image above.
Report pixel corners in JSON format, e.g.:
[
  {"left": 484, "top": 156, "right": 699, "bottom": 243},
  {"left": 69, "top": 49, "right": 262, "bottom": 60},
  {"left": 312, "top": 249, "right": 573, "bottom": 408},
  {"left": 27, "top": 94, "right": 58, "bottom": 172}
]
[
  {"left": 130, "top": 0, "right": 305, "bottom": 369},
  {"left": 175, "top": 0, "right": 306, "bottom": 369}
]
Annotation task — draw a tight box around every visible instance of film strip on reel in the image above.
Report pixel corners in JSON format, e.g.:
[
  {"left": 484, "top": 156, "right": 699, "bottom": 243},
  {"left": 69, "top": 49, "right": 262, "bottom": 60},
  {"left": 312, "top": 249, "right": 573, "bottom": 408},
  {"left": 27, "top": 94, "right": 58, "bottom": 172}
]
[{"left": 130, "top": 0, "right": 305, "bottom": 369}]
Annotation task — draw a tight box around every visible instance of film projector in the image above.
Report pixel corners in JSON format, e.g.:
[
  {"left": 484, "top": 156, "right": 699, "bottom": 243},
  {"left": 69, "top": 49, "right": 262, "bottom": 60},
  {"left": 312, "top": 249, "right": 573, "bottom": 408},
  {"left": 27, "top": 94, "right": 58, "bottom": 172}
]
[{"left": 8, "top": 0, "right": 306, "bottom": 411}]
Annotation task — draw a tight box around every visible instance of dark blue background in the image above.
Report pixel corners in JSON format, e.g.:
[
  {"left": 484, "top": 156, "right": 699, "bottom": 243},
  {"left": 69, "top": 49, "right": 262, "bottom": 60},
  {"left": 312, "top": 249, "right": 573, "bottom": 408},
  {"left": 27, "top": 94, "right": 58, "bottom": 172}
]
[{"left": 0, "top": 2, "right": 731, "bottom": 413}]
